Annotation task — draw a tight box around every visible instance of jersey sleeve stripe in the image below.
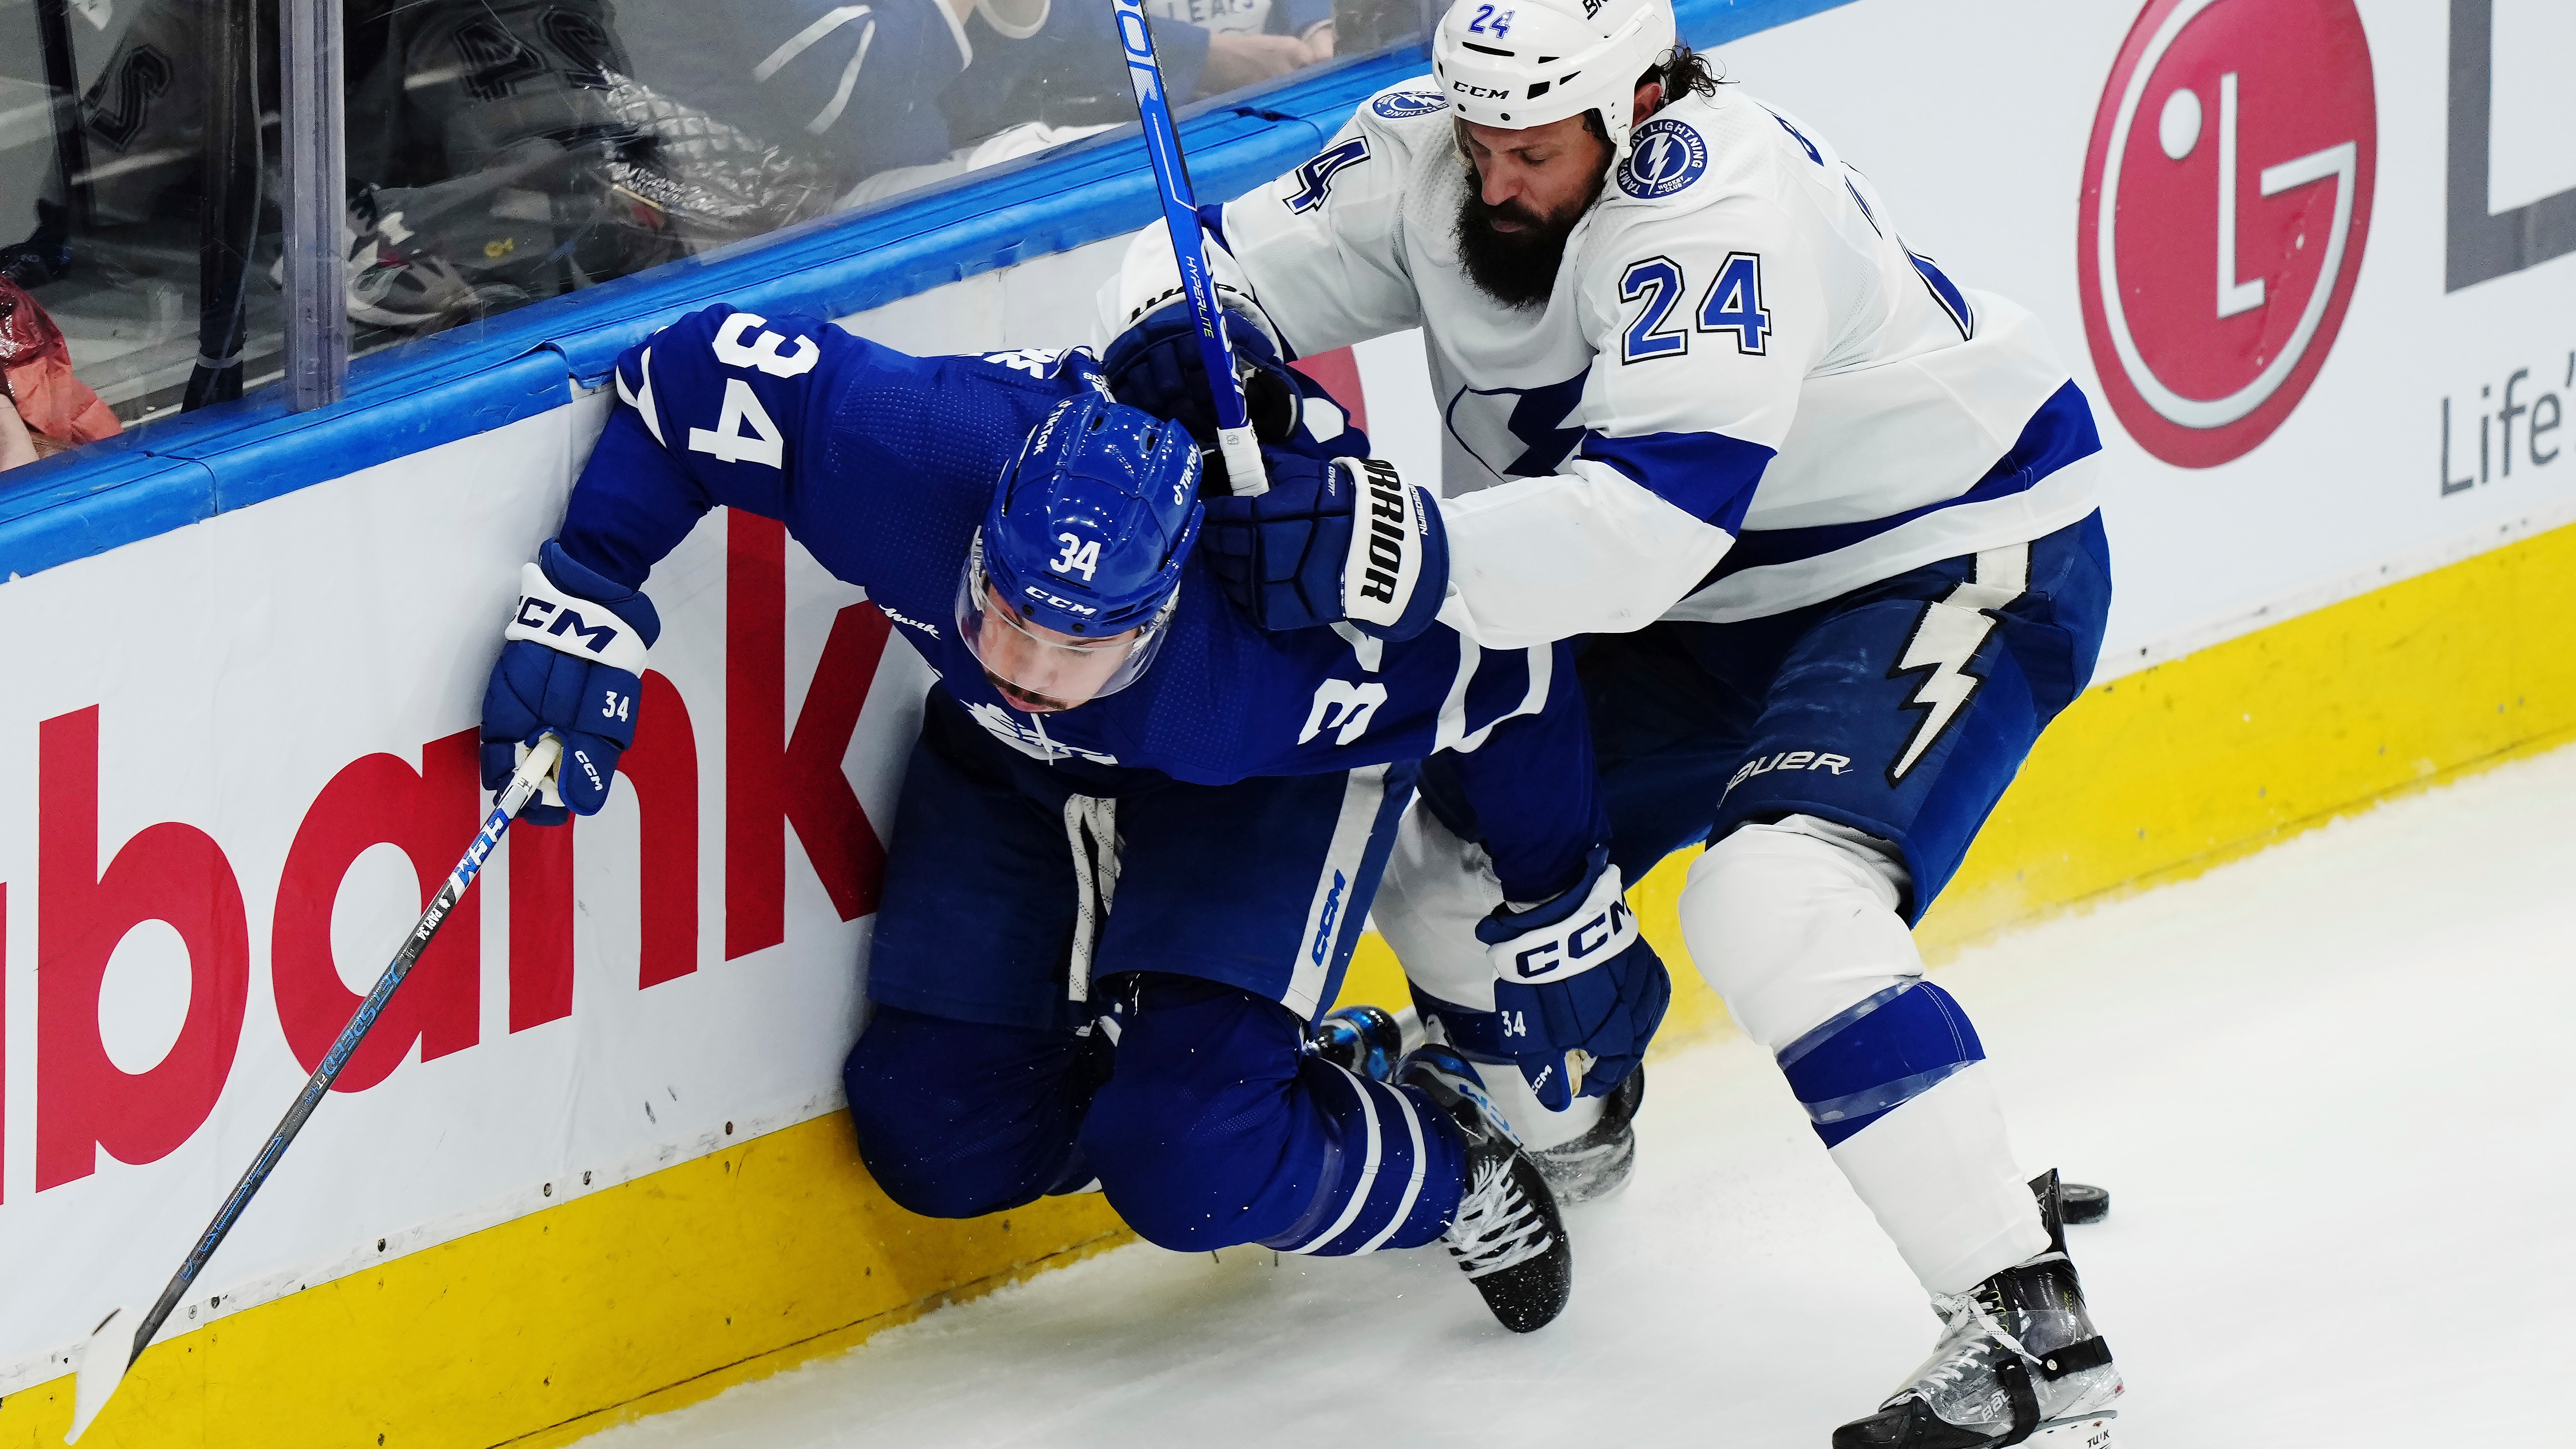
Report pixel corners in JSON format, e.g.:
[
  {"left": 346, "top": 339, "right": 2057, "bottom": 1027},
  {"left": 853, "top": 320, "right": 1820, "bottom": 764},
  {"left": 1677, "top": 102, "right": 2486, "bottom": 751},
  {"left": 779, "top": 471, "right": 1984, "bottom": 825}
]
[
  {"left": 1575, "top": 428, "right": 1775, "bottom": 531},
  {"left": 1706, "top": 380, "right": 2100, "bottom": 581}
]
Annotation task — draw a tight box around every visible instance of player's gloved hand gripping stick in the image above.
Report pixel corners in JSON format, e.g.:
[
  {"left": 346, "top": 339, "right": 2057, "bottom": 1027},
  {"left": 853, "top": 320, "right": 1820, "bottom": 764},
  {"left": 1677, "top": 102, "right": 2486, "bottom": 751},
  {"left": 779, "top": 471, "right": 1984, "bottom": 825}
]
[
  {"left": 1108, "top": 0, "right": 1269, "bottom": 497},
  {"left": 479, "top": 540, "right": 659, "bottom": 821},
  {"left": 65, "top": 737, "right": 567, "bottom": 1444}
]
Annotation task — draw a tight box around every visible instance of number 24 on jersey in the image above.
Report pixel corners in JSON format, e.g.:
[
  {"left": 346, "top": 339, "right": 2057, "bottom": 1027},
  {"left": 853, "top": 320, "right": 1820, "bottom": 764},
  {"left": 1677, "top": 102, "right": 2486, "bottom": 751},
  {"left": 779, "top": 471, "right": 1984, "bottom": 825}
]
[{"left": 1618, "top": 252, "right": 1772, "bottom": 364}]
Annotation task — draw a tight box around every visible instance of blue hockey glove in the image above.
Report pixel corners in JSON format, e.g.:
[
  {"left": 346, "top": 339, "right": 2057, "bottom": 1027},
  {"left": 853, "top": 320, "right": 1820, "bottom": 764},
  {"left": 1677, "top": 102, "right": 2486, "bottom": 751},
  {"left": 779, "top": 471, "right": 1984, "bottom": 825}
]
[
  {"left": 479, "top": 539, "right": 660, "bottom": 826},
  {"left": 1099, "top": 299, "right": 1300, "bottom": 492},
  {"left": 1475, "top": 848, "right": 1671, "bottom": 1112},
  {"left": 1200, "top": 449, "right": 1449, "bottom": 640}
]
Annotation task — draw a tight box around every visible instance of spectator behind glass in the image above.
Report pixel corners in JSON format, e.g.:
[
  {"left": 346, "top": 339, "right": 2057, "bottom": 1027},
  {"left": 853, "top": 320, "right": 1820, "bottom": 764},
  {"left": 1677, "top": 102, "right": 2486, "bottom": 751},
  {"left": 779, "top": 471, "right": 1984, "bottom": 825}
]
[
  {"left": 0, "top": 276, "right": 121, "bottom": 472},
  {"left": 1168, "top": 0, "right": 1338, "bottom": 96},
  {"left": 874, "top": 0, "right": 1336, "bottom": 214},
  {"left": 341, "top": 0, "right": 926, "bottom": 332},
  {"left": 3, "top": 0, "right": 1368, "bottom": 383},
  {"left": 941, "top": 0, "right": 1331, "bottom": 151},
  {"left": 619, "top": 0, "right": 1052, "bottom": 201},
  {"left": 2, "top": 0, "right": 840, "bottom": 349}
]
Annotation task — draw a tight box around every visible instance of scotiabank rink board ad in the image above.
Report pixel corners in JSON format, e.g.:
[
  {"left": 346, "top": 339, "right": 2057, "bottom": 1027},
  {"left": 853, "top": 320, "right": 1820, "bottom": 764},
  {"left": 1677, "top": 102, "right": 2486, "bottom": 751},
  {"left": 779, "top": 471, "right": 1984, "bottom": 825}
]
[
  {"left": 0, "top": 396, "right": 936, "bottom": 1388},
  {"left": 1, "top": 0, "right": 2572, "bottom": 1405}
]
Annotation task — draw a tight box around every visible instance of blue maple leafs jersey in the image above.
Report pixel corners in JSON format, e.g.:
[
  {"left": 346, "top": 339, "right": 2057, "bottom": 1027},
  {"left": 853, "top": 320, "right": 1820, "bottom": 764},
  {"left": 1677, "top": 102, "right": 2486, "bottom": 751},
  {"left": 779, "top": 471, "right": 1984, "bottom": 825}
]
[{"left": 560, "top": 304, "right": 1601, "bottom": 898}]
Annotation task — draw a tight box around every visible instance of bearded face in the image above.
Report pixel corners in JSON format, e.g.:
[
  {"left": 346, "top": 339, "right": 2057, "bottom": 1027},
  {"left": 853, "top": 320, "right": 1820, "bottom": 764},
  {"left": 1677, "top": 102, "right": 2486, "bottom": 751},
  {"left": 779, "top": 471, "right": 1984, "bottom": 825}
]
[{"left": 1451, "top": 136, "right": 1613, "bottom": 310}]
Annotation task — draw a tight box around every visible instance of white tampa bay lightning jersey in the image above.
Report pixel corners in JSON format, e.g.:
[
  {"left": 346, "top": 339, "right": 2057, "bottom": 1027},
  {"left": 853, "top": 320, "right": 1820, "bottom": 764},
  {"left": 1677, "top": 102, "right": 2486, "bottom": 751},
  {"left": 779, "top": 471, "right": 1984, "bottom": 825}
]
[{"left": 1184, "top": 79, "right": 2103, "bottom": 646}]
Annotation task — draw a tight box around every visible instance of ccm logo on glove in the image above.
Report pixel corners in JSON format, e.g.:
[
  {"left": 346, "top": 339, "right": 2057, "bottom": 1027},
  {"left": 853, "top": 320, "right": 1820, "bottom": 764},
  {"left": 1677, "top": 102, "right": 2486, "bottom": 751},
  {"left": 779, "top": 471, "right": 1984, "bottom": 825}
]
[
  {"left": 506, "top": 563, "right": 652, "bottom": 674},
  {"left": 1490, "top": 863, "right": 1642, "bottom": 984}
]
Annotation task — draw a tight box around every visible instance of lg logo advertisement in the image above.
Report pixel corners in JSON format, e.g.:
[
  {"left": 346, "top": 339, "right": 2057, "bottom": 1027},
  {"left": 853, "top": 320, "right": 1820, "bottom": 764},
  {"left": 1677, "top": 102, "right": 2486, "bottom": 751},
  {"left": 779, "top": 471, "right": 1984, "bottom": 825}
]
[{"left": 2077, "top": 0, "right": 2378, "bottom": 470}]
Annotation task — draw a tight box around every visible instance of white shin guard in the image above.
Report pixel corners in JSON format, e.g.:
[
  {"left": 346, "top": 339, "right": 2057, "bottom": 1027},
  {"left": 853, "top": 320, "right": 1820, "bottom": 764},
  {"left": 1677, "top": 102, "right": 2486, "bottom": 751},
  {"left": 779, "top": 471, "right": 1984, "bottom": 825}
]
[
  {"left": 1827, "top": 1062, "right": 2050, "bottom": 1295},
  {"left": 1681, "top": 818, "right": 2048, "bottom": 1296}
]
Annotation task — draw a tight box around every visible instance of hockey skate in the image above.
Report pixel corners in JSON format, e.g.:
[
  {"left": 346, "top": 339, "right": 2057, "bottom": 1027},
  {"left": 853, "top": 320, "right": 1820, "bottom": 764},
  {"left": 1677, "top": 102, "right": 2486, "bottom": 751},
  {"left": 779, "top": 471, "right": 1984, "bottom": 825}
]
[
  {"left": 1309, "top": 1004, "right": 1403, "bottom": 1083},
  {"left": 1398, "top": 1046, "right": 1573, "bottom": 1333},
  {"left": 1832, "top": 1172, "right": 2120, "bottom": 1449},
  {"left": 1530, "top": 1064, "right": 1644, "bottom": 1204}
]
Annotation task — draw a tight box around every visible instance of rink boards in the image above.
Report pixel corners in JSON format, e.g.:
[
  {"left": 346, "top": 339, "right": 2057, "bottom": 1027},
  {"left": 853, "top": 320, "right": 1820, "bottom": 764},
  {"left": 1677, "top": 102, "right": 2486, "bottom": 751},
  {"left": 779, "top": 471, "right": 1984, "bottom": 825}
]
[{"left": 2, "top": 1, "right": 2574, "bottom": 1445}]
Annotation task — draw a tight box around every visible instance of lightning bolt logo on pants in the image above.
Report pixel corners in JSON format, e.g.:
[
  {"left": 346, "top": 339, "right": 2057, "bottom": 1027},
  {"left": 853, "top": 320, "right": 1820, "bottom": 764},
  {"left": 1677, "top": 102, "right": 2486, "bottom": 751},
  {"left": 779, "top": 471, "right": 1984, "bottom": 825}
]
[{"left": 1886, "top": 545, "right": 2031, "bottom": 785}]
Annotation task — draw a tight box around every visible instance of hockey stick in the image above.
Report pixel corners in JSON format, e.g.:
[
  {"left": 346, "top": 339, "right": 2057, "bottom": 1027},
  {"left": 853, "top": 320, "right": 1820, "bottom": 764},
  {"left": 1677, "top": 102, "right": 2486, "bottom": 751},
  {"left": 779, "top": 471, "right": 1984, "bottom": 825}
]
[
  {"left": 65, "top": 734, "right": 566, "bottom": 1444},
  {"left": 1108, "top": 0, "right": 1270, "bottom": 496}
]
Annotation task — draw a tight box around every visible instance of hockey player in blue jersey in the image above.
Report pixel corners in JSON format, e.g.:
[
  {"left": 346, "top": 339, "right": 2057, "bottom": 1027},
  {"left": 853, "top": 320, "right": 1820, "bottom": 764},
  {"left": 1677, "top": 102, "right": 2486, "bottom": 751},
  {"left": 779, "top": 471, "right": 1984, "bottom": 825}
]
[
  {"left": 1107, "top": 0, "right": 2125, "bottom": 1437},
  {"left": 473, "top": 302, "right": 1672, "bottom": 1332}
]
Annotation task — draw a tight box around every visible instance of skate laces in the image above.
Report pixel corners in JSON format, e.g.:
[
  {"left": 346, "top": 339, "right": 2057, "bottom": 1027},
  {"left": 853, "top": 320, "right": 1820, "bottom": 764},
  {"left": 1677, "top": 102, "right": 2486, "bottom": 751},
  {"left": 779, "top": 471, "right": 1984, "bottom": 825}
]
[
  {"left": 1918, "top": 1289, "right": 2037, "bottom": 1394},
  {"left": 1446, "top": 1155, "right": 1553, "bottom": 1280}
]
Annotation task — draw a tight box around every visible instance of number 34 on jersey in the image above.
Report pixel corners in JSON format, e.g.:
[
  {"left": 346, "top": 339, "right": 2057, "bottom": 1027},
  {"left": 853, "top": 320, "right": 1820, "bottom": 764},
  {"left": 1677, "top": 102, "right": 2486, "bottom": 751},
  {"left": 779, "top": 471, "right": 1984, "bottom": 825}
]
[{"left": 650, "top": 312, "right": 820, "bottom": 469}]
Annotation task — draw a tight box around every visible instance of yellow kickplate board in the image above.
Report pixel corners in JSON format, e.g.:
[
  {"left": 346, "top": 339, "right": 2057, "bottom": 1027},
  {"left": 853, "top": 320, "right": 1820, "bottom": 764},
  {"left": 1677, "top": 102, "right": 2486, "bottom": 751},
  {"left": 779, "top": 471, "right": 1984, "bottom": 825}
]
[
  {"left": 11, "top": 517, "right": 2575, "bottom": 1449},
  {"left": 2, "top": 1121, "right": 1131, "bottom": 1449}
]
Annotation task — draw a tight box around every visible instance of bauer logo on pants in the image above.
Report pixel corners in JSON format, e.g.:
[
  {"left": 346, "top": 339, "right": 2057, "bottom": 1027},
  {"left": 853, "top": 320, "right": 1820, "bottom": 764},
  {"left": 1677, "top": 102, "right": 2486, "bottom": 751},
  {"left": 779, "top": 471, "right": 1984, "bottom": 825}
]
[{"left": 2077, "top": 0, "right": 2376, "bottom": 468}]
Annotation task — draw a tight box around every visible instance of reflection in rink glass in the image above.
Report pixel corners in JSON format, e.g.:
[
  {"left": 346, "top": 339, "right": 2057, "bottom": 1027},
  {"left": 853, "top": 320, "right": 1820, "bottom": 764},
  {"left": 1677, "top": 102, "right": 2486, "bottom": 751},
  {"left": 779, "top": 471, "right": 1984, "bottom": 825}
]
[{"left": 0, "top": 0, "right": 1414, "bottom": 447}]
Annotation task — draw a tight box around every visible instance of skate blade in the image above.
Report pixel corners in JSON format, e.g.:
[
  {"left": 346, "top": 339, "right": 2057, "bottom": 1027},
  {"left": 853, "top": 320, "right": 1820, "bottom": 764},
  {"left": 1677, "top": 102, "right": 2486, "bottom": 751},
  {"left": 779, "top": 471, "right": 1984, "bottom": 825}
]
[{"left": 2028, "top": 1409, "right": 2116, "bottom": 1448}]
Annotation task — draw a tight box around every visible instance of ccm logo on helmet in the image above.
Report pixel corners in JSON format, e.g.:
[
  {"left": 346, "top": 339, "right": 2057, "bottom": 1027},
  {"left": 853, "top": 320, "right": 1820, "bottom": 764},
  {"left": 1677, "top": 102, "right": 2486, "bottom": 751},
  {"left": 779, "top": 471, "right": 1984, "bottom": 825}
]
[
  {"left": 1452, "top": 81, "right": 1510, "bottom": 100},
  {"left": 1022, "top": 584, "right": 1099, "bottom": 616}
]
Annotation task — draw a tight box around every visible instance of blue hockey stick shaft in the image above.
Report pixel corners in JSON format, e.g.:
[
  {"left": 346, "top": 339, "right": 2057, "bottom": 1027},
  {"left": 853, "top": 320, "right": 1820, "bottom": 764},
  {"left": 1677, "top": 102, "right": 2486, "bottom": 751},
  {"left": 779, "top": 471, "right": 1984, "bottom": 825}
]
[
  {"left": 120, "top": 735, "right": 564, "bottom": 1370},
  {"left": 1108, "top": 0, "right": 1269, "bottom": 495}
]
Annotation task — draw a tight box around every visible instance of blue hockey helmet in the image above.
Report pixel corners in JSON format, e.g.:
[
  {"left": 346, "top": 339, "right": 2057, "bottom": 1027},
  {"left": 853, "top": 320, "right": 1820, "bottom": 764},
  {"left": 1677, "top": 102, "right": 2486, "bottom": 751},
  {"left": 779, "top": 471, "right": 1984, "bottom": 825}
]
[{"left": 955, "top": 394, "right": 1205, "bottom": 710}]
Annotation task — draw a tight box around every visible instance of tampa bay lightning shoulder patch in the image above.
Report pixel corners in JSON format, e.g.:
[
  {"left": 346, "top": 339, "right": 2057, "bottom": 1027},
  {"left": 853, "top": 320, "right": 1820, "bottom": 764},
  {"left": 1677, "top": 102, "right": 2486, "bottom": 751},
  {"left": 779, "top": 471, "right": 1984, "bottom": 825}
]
[
  {"left": 1617, "top": 117, "right": 1708, "bottom": 201},
  {"left": 1371, "top": 89, "right": 1448, "bottom": 119}
]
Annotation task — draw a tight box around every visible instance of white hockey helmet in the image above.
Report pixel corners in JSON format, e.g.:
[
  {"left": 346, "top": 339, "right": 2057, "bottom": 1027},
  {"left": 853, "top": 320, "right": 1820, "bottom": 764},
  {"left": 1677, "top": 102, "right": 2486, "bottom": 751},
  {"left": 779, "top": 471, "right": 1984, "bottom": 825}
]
[{"left": 1431, "top": 0, "right": 1677, "bottom": 165}]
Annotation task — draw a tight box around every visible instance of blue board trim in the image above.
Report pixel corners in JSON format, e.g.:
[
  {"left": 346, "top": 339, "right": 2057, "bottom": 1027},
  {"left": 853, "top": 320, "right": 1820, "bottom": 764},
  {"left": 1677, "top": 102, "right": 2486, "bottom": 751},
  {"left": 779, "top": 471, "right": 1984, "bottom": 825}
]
[{"left": 0, "top": 0, "right": 1858, "bottom": 583}]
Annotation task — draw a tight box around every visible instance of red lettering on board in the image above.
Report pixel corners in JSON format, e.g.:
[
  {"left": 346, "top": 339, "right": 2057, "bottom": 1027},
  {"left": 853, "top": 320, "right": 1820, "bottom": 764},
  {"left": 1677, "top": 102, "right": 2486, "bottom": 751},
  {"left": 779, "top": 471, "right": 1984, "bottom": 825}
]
[
  {"left": 506, "top": 669, "right": 702, "bottom": 1027},
  {"left": 37, "top": 707, "right": 252, "bottom": 1191},
  {"left": 507, "top": 819, "right": 575, "bottom": 1032},
  {"left": 270, "top": 729, "right": 482, "bottom": 1093},
  {"left": 725, "top": 511, "right": 892, "bottom": 959},
  {"left": 727, "top": 510, "right": 786, "bottom": 959},
  {"left": 782, "top": 606, "right": 893, "bottom": 918},
  {"left": 629, "top": 669, "right": 702, "bottom": 988}
]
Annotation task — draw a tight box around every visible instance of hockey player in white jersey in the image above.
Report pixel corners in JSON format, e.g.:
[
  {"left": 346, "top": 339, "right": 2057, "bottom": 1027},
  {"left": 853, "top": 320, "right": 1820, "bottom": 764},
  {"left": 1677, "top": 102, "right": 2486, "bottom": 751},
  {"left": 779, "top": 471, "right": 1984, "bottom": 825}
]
[{"left": 1102, "top": 0, "right": 2122, "bottom": 1441}]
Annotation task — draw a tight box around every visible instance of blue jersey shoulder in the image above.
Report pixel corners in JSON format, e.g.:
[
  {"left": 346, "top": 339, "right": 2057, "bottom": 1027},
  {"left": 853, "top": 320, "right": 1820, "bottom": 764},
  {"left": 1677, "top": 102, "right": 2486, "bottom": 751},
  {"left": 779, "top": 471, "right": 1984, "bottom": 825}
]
[{"left": 576, "top": 305, "right": 1555, "bottom": 790}]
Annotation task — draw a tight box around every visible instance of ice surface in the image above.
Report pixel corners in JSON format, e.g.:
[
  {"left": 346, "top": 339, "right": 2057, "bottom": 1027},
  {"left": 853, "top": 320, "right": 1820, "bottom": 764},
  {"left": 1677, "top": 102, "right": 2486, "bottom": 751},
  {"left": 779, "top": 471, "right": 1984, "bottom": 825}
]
[{"left": 599, "top": 746, "right": 2576, "bottom": 1448}]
